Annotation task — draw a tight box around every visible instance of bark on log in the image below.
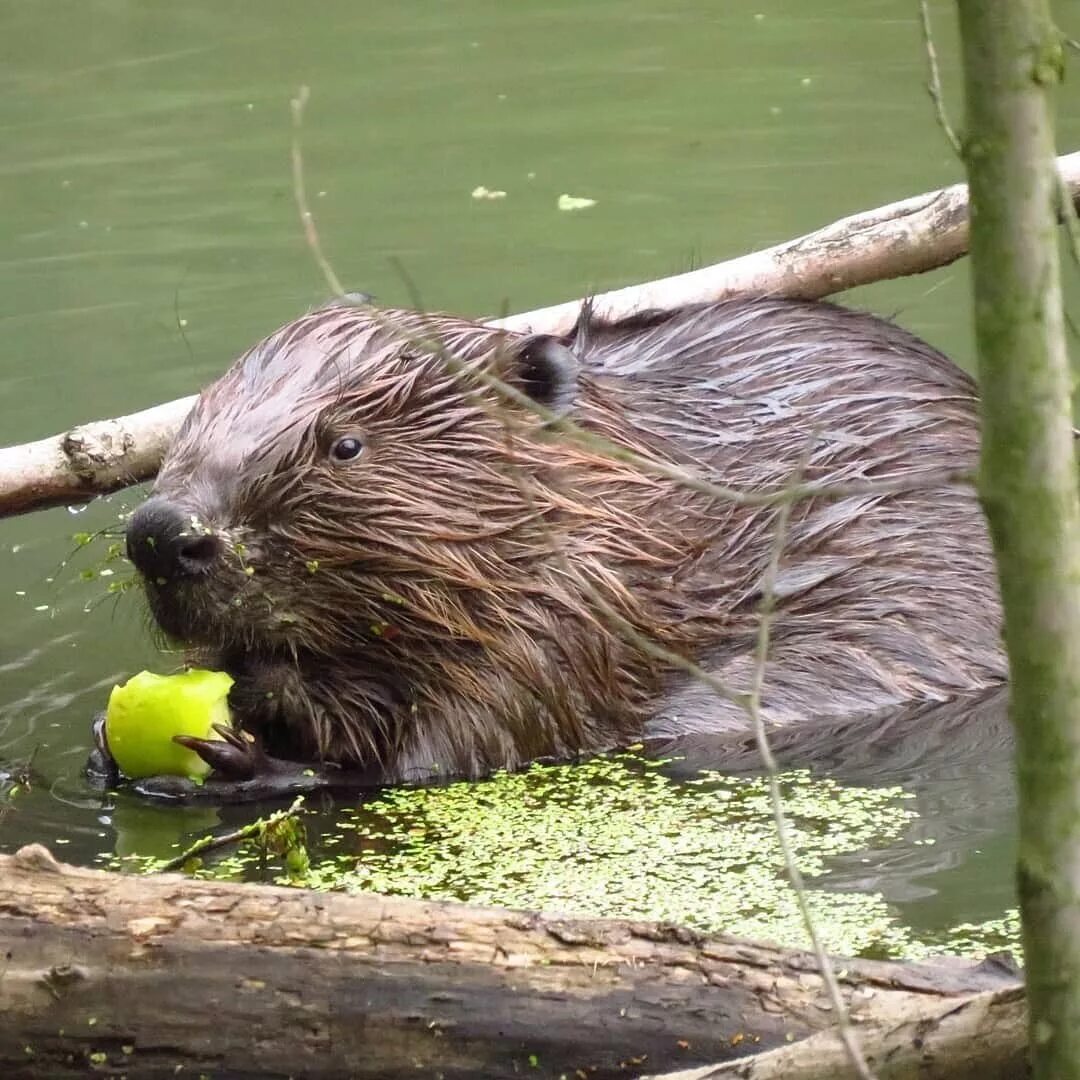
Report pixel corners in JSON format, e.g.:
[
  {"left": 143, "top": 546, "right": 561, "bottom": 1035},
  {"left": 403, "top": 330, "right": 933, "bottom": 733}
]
[
  {"left": 0, "top": 845, "right": 1022, "bottom": 1080},
  {"left": 0, "top": 398, "right": 193, "bottom": 517},
  {"left": 645, "top": 986, "right": 1027, "bottom": 1080},
  {"left": 2, "top": 152, "right": 1079, "bottom": 520}
]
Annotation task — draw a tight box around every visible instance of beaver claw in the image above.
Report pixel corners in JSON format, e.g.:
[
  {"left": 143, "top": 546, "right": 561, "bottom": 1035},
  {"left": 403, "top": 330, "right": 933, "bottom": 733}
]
[
  {"left": 173, "top": 723, "right": 266, "bottom": 781},
  {"left": 86, "top": 711, "right": 120, "bottom": 789}
]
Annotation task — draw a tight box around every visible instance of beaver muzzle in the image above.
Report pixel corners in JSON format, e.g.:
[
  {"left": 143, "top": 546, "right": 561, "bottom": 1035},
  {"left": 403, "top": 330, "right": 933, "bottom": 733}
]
[{"left": 126, "top": 497, "right": 224, "bottom": 582}]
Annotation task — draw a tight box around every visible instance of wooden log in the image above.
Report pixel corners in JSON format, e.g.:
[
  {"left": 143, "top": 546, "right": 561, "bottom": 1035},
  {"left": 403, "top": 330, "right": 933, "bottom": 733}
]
[
  {"left": 0, "top": 845, "right": 1021, "bottom": 1079},
  {"left": 2, "top": 151, "right": 1078, "bottom": 521},
  {"left": 645, "top": 985, "right": 1027, "bottom": 1080}
]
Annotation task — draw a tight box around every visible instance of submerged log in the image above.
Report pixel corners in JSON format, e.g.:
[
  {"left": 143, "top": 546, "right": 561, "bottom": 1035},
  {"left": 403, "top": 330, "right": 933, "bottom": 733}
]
[
  {"left": 0, "top": 845, "right": 1022, "bottom": 1080},
  {"left": 1, "top": 151, "right": 1078, "bottom": 520}
]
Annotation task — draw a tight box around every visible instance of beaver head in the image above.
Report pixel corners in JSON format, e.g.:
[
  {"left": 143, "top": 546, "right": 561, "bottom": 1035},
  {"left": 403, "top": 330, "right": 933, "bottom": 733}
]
[{"left": 126, "top": 301, "right": 706, "bottom": 779}]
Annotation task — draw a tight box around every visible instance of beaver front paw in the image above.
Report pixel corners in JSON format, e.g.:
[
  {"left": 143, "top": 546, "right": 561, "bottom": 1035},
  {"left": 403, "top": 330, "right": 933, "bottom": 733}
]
[
  {"left": 86, "top": 710, "right": 337, "bottom": 803},
  {"left": 173, "top": 722, "right": 266, "bottom": 780},
  {"left": 131, "top": 764, "right": 333, "bottom": 804}
]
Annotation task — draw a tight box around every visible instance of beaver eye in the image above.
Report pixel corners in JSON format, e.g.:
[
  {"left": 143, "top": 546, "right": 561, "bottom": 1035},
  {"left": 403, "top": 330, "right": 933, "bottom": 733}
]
[{"left": 329, "top": 435, "right": 364, "bottom": 463}]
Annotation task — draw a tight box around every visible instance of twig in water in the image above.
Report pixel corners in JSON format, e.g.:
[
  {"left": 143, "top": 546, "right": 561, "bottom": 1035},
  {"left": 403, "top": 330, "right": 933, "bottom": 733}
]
[
  {"left": 158, "top": 795, "right": 307, "bottom": 874},
  {"left": 918, "top": 0, "right": 963, "bottom": 157},
  {"left": 290, "top": 86, "right": 346, "bottom": 298},
  {"left": 0, "top": 747, "right": 42, "bottom": 829}
]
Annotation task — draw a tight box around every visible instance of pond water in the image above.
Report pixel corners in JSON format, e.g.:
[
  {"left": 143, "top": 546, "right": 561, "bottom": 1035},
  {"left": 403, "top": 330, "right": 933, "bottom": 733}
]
[{"left": 2, "top": 0, "right": 1079, "bottom": 958}]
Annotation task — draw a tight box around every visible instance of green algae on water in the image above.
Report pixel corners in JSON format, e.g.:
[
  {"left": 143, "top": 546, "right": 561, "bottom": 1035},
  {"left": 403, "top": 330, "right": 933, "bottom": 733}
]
[
  {"left": 312, "top": 753, "right": 925, "bottom": 958},
  {"left": 101, "top": 751, "right": 1022, "bottom": 961}
]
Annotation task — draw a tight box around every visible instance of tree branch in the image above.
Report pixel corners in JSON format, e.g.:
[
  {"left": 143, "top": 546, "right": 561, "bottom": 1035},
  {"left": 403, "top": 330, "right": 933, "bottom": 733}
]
[{"left": 2, "top": 152, "right": 1079, "bottom": 520}]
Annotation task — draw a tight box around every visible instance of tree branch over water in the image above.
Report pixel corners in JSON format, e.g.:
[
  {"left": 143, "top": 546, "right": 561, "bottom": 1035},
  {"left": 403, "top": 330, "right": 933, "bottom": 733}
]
[{"left": 1, "top": 152, "right": 1079, "bottom": 519}]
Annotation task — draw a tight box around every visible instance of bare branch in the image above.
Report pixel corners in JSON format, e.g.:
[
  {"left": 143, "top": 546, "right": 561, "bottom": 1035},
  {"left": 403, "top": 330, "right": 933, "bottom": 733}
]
[
  {"left": 158, "top": 795, "right": 306, "bottom": 873},
  {"left": 290, "top": 86, "right": 346, "bottom": 298},
  {"left": 918, "top": 0, "right": 964, "bottom": 156},
  {"left": 958, "top": 2, "right": 1080, "bottom": 1074},
  {"left": 3, "top": 151, "right": 1080, "bottom": 518},
  {"left": 744, "top": 440, "right": 875, "bottom": 1080}
]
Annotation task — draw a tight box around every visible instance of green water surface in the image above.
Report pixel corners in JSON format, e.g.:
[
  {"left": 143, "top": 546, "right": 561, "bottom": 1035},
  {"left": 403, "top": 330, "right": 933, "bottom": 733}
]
[{"left": 2, "top": 0, "right": 1079, "bottom": 958}]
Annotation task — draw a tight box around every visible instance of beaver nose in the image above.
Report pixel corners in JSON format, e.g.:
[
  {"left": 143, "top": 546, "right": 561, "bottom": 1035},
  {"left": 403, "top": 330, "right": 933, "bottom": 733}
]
[{"left": 126, "top": 498, "right": 223, "bottom": 581}]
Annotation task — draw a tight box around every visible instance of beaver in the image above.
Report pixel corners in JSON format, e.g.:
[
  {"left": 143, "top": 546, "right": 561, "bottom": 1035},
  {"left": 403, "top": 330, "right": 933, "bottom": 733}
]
[{"left": 104, "top": 296, "right": 1006, "bottom": 798}]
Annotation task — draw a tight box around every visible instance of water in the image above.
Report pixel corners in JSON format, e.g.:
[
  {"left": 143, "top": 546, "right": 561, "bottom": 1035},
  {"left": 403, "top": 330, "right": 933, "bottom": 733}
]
[{"left": 1, "top": 0, "right": 1078, "bottom": 954}]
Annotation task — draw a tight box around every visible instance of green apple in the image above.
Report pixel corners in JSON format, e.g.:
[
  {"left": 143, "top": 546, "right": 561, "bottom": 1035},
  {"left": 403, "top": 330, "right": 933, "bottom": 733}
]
[{"left": 105, "top": 669, "right": 234, "bottom": 780}]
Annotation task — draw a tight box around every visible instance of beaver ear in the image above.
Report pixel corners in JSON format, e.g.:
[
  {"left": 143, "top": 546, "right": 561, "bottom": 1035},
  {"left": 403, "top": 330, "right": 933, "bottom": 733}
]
[{"left": 501, "top": 334, "right": 580, "bottom": 419}]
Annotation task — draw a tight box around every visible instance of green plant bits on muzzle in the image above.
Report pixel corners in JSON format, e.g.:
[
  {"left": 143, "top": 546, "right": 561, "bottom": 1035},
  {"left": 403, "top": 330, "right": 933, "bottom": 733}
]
[{"left": 105, "top": 669, "right": 234, "bottom": 780}]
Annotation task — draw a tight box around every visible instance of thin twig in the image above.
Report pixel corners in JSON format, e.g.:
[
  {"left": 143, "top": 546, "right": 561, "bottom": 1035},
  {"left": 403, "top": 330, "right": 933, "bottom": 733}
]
[
  {"left": 506, "top": 425, "right": 874, "bottom": 1079},
  {"left": 292, "top": 95, "right": 939, "bottom": 1075},
  {"left": 1058, "top": 168, "right": 1080, "bottom": 273},
  {"left": 918, "top": 0, "right": 963, "bottom": 156},
  {"left": 745, "top": 438, "right": 876, "bottom": 1080},
  {"left": 290, "top": 86, "right": 346, "bottom": 298},
  {"left": 158, "top": 795, "right": 306, "bottom": 873}
]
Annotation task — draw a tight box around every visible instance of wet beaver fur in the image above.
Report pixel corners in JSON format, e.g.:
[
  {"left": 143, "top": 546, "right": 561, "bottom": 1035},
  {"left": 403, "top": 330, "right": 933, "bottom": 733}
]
[{"left": 116, "top": 296, "right": 1006, "bottom": 795}]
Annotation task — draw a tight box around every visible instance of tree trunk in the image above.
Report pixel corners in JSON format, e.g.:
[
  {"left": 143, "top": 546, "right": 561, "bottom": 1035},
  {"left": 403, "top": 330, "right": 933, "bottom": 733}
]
[
  {"left": 957, "top": 4, "right": 1080, "bottom": 1079},
  {"left": 1, "top": 153, "right": 1079, "bottom": 520},
  {"left": 0, "top": 845, "right": 1021, "bottom": 1080}
]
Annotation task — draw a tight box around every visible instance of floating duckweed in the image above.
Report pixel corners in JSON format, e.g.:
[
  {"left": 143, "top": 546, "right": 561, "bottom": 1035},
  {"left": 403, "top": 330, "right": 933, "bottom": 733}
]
[
  {"left": 937, "top": 909, "right": 1022, "bottom": 955},
  {"left": 297, "top": 755, "right": 923, "bottom": 957},
  {"left": 101, "top": 752, "right": 1020, "bottom": 960},
  {"left": 557, "top": 193, "right": 597, "bottom": 211}
]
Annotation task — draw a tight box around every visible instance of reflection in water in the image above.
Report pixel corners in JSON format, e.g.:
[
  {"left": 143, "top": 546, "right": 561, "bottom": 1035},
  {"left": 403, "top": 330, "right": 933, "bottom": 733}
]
[{"left": 654, "top": 686, "right": 1016, "bottom": 927}]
